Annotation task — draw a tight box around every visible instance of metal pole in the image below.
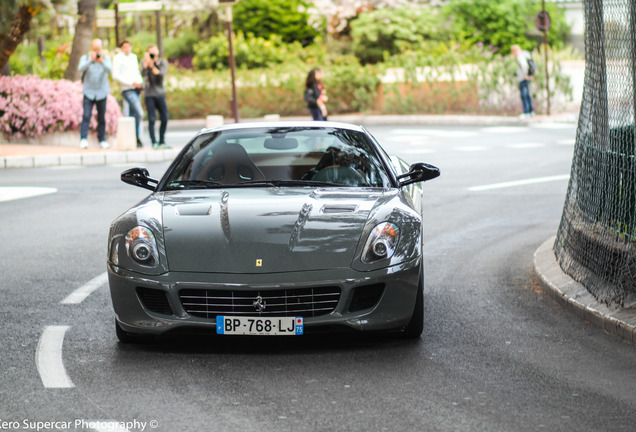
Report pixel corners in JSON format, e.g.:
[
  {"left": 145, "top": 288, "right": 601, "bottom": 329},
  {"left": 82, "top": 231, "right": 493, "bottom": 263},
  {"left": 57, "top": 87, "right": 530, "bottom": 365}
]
[
  {"left": 114, "top": 1, "right": 120, "bottom": 47},
  {"left": 156, "top": 9, "right": 163, "bottom": 57},
  {"left": 542, "top": 0, "right": 551, "bottom": 115},
  {"left": 225, "top": 7, "right": 239, "bottom": 123}
]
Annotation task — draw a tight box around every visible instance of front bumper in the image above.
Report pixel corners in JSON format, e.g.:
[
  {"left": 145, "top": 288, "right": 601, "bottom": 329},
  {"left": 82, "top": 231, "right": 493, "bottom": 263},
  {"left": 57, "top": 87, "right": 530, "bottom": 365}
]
[{"left": 108, "top": 258, "right": 421, "bottom": 336}]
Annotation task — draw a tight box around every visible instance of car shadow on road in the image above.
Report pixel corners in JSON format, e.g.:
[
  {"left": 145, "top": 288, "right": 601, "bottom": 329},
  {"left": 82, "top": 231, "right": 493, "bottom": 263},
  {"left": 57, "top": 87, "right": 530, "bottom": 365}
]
[{"left": 114, "top": 330, "right": 422, "bottom": 355}]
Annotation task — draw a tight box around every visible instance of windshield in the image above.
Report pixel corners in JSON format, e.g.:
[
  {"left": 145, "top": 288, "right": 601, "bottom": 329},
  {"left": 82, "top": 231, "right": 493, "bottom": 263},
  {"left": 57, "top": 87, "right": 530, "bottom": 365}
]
[{"left": 162, "top": 127, "right": 392, "bottom": 190}]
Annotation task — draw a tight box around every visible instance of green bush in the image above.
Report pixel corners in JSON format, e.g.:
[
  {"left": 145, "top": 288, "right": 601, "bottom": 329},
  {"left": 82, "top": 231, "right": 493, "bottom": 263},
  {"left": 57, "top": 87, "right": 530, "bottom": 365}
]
[
  {"left": 163, "top": 30, "right": 200, "bottom": 59},
  {"left": 193, "top": 32, "right": 304, "bottom": 70},
  {"left": 8, "top": 36, "right": 72, "bottom": 79},
  {"left": 443, "top": 0, "right": 571, "bottom": 53},
  {"left": 232, "top": 0, "right": 319, "bottom": 45},
  {"left": 350, "top": 6, "right": 446, "bottom": 64},
  {"left": 165, "top": 60, "right": 381, "bottom": 119},
  {"left": 381, "top": 42, "right": 573, "bottom": 115}
]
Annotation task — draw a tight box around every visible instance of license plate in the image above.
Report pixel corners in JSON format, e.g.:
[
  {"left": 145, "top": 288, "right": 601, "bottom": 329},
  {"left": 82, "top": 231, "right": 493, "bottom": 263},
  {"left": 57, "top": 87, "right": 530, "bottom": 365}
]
[{"left": 216, "top": 316, "right": 303, "bottom": 336}]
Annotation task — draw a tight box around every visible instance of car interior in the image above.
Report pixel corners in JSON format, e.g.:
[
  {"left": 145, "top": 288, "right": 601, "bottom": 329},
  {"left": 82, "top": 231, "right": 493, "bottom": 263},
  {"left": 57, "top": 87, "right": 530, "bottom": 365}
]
[{"left": 167, "top": 128, "right": 391, "bottom": 188}]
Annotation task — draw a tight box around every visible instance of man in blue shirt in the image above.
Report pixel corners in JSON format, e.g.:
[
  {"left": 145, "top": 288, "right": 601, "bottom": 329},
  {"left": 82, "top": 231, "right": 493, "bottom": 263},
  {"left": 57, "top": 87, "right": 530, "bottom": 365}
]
[{"left": 78, "top": 39, "right": 112, "bottom": 149}]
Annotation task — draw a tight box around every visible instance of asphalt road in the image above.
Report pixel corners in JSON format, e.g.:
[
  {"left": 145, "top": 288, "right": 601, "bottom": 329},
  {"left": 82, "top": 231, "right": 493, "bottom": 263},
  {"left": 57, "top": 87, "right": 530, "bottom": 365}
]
[{"left": 1, "top": 122, "right": 635, "bottom": 432}]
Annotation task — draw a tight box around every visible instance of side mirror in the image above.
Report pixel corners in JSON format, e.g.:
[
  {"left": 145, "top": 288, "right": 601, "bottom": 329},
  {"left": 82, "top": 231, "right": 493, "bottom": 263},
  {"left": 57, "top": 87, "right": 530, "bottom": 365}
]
[
  {"left": 397, "top": 163, "right": 440, "bottom": 187},
  {"left": 121, "top": 167, "right": 158, "bottom": 191}
]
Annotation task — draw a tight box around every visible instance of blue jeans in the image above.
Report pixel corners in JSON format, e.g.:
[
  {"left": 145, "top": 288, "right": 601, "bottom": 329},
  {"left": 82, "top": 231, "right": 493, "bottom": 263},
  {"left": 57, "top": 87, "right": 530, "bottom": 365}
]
[
  {"left": 519, "top": 80, "right": 534, "bottom": 114},
  {"left": 308, "top": 105, "right": 324, "bottom": 121},
  {"left": 145, "top": 95, "right": 169, "bottom": 144},
  {"left": 122, "top": 89, "right": 144, "bottom": 138},
  {"left": 80, "top": 96, "right": 107, "bottom": 141}
]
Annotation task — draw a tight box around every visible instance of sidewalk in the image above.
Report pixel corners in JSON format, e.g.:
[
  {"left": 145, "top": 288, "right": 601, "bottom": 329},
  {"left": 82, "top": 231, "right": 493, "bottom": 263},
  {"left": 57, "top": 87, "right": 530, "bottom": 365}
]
[{"left": 0, "top": 112, "right": 579, "bottom": 169}]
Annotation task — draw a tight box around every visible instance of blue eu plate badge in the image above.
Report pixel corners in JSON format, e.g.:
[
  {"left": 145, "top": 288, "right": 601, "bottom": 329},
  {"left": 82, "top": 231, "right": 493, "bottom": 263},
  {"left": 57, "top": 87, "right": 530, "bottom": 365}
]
[{"left": 216, "top": 316, "right": 303, "bottom": 335}]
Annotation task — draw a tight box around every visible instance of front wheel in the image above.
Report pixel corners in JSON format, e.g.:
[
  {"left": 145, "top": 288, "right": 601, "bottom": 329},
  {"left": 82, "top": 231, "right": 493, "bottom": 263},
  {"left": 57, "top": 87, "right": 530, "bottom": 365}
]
[{"left": 402, "top": 273, "right": 424, "bottom": 338}]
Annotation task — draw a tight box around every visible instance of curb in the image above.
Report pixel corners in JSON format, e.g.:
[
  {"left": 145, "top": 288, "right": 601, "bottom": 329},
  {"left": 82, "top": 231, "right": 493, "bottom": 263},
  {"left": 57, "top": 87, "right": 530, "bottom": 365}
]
[
  {"left": 0, "top": 148, "right": 180, "bottom": 169},
  {"left": 534, "top": 236, "right": 636, "bottom": 344}
]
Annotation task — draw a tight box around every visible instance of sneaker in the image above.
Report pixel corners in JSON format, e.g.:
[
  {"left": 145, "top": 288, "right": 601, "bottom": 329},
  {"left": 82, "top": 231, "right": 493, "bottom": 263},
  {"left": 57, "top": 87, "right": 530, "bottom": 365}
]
[
  {"left": 152, "top": 142, "right": 159, "bottom": 149},
  {"left": 158, "top": 142, "right": 172, "bottom": 149},
  {"left": 80, "top": 139, "right": 88, "bottom": 149},
  {"left": 136, "top": 138, "right": 143, "bottom": 148},
  {"left": 99, "top": 141, "right": 110, "bottom": 149},
  {"left": 518, "top": 113, "right": 528, "bottom": 119}
]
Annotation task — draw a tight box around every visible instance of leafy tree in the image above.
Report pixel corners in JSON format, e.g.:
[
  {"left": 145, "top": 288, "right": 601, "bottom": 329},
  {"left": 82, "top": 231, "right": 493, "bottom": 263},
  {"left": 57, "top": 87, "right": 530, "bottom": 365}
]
[
  {"left": 350, "top": 6, "right": 446, "bottom": 64},
  {"left": 64, "top": 0, "right": 98, "bottom": 81},
  {"left": 308, "top": 0, "right": 433, "bottom": 36},
  {"left": 0, "top": 1, "right": 45, "bottom": 72},
  {"left": 232, "top": 0, "right": 319, "bottom": 45},
  {"left": 444, "top": 0, "right": 570, "bottom": 53}
]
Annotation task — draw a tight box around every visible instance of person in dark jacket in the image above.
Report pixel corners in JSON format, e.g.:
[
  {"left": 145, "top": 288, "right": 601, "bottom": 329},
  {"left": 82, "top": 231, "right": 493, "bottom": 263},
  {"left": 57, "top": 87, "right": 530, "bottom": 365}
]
[
  {"left": 304, "top": 67, "right": 328, "bottom": 121},
  {"left": 142, "top": 44, "right": 169, "bottom": 148}
]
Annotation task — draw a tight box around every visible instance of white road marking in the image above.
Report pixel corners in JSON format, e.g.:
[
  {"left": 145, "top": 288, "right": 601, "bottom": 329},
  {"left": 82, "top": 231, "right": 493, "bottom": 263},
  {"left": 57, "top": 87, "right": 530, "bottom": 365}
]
[
  {"left": 0, "top": 187, "right": 57, "bottom": 203},
  {"left": 386, "top": 135, "right": 432, "bottom": 143},
  {"left": 531, "top": 122, "right": 576, "bottom": 130},
  {"left": 468, "top": 174, "right": 570, "bottom": 191},
  {"left": 36, "top": 326, "right": 74, "bottom": 388},
  {"left": 399, "top": 148, "right": 436, "bottom": 154},
  {"left": 61, "top": 272, "right": 108, "bottom": 304},
  {"left": 390, "top": 129, "right": 478, "bottom": 138}
]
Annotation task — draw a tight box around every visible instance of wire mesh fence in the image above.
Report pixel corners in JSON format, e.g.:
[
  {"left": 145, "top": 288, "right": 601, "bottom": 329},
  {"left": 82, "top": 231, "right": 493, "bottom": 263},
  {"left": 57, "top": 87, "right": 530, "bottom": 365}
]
[{"left": 554, "top": 0, "right": 636, "bottom": 306}]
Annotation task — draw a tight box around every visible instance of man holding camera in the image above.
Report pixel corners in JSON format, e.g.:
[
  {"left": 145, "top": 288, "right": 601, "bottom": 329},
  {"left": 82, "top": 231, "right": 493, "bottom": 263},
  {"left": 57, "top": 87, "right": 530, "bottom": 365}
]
[
  {"left": 142, "top": 45, "right": 169, "bottom": 149},
  {"left": 78, "top": 39, "right": 112, "bottom": 149}
]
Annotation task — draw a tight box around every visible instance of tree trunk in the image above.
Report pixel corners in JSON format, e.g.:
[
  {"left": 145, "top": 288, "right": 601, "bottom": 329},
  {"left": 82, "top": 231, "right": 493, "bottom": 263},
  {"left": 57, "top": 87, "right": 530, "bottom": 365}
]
[
  {"left": 0, "top": 4, "right": 37, "bottom": 72},
  {"left": 64, "top": 0, "right": 98, "bottom": 81}
]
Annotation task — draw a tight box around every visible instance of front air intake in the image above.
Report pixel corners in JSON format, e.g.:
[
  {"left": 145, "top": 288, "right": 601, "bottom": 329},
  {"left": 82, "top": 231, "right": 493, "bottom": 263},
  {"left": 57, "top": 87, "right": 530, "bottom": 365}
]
[{"left": 348, "top": 284, "right": 385, "bottom": 313}]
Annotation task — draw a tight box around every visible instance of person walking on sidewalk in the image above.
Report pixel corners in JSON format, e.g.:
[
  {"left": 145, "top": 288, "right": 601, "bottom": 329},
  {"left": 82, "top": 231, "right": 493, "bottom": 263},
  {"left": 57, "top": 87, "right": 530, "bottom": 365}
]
[
  {"left": 304, "top": 67, "right": 328, "bottom": 121},
  {"left": 142, "top": 45, "right": 169, "bottom": 149},
  {"left": 113, "top": 40, "right": 144, "bottom": 148},
  {"left": 511, "top": 45, "right": 534, "bottom": 118},
  {"left": 78, "top": 39, "right": 111, "bottom": 149}
]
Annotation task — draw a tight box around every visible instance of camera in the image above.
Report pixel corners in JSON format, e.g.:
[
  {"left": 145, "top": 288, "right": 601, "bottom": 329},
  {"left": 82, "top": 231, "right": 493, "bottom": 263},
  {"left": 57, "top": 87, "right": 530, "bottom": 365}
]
[
  {"left": 96, "top": 53, "right": 101, "bottom": 59},
  {"left": 149, "top": 53, "right": 155, "bottom": 59}
]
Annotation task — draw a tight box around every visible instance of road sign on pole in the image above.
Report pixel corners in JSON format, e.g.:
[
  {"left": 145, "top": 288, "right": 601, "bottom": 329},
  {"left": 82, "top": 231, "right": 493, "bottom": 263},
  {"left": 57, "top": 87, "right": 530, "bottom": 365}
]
[{"left": 117, "top": 1, "right": 162, "bottom": 12}]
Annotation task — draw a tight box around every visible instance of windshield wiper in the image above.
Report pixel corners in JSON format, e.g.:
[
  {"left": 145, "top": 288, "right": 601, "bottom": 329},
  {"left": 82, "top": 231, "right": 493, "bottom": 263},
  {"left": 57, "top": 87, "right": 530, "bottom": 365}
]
[
  {"left": 167, "top": 179, "right": 224, "bottom": 189},
  {"left": 239, "top": 180, "right": 341, "bottom": 187}
]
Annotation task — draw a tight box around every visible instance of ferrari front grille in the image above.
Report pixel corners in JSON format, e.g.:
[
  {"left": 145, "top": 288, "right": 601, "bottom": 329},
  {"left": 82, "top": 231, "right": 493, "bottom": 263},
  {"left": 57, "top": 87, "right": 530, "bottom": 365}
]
[{"left": 179, "top": 287, "right": 341, "bottom": 319}]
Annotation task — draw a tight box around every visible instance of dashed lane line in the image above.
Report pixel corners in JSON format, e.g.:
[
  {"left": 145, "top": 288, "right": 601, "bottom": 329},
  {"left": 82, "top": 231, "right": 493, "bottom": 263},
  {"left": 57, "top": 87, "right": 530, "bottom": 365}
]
[
  {"left": 0, "top": 187, "right": 57, "bottom": 203},
  {"left": 36, "top": 326, "right": 74, "bottom": 388},
  {"left": 61, "top": 272, "right": 108, "bottom": 304},
  {"left": 468, "top": 174, "right": 570, "bottom": 191}
]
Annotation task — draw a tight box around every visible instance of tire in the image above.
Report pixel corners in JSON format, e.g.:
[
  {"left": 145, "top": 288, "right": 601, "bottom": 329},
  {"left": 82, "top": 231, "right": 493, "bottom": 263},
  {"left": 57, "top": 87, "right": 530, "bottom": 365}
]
[{"left": 402, "top": 272, "right": 424, "bottom": 339}]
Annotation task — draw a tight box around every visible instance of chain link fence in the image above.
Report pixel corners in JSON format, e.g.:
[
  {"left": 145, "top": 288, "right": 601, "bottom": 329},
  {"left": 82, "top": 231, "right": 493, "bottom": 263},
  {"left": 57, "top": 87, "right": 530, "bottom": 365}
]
[{"left": 554, "top": 0, "right": 636, "bottom": 306}]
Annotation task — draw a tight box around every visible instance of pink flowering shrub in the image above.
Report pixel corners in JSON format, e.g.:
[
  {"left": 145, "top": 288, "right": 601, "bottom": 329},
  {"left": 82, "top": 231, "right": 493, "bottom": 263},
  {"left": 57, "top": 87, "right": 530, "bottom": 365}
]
[{"left": 0, "top": 75, "right": 121, "bottom": 140}]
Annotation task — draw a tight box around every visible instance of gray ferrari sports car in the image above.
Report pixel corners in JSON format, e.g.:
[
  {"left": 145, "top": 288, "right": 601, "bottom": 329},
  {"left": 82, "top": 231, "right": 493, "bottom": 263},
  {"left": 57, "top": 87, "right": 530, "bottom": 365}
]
[{"left": 108, "top": 121, "right": 439, "bottom": 342}]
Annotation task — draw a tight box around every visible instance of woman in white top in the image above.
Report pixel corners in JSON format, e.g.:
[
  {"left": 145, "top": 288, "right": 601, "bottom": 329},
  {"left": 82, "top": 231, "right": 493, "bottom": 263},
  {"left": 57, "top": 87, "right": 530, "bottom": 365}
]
[{"left": 113, "top": 40, "right": 144, "bottom": 147}]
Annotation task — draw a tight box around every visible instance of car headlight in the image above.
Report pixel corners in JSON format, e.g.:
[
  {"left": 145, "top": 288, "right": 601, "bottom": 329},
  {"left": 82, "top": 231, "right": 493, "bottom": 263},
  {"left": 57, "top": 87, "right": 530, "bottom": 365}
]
[
  {"left": 362, "top": 222, "right": 400, "bottom": 264},
  {"left": 125, "top": 226, "right": 159, "bottom": 267}
]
